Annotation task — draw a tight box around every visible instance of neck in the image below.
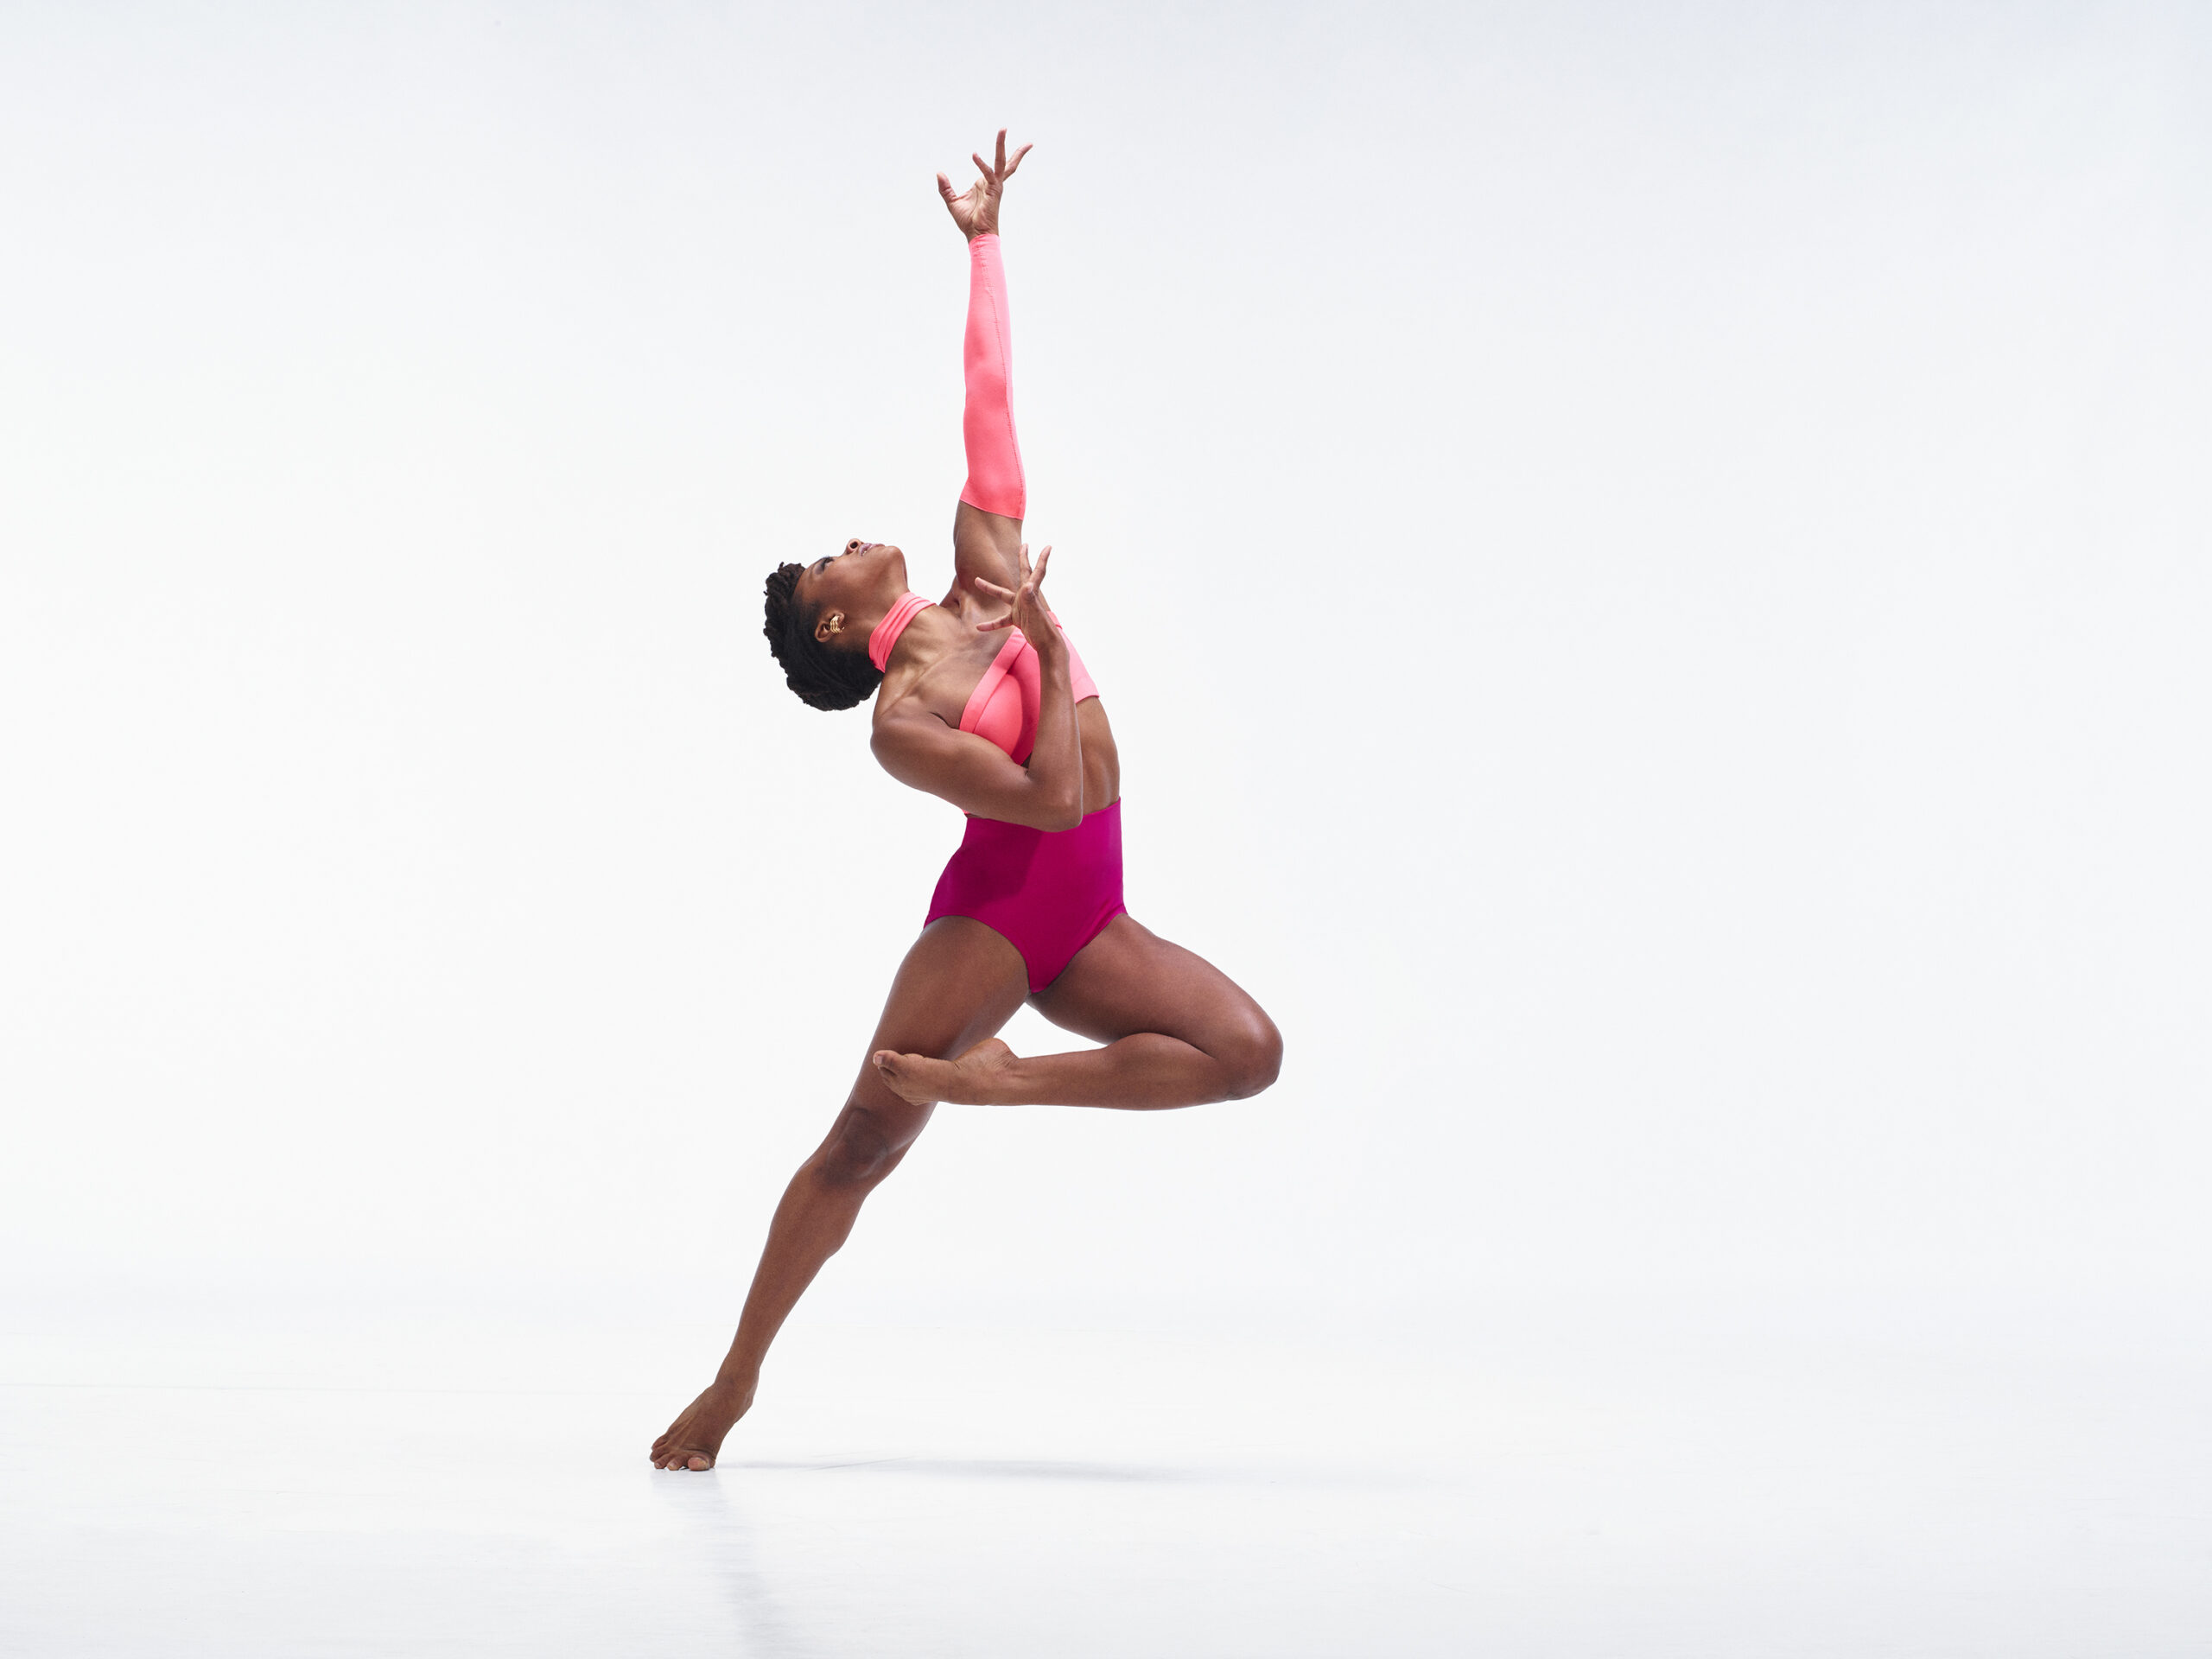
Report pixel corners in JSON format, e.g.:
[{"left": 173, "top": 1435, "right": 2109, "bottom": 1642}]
[
  {"left": 884, "top": 602, "right": 972, "bottom": 675},
  {"left": 866, "top": 591, "right": 931, "bottom": 673}
]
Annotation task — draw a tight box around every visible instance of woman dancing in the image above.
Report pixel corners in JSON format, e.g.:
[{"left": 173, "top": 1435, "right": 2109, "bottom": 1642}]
[{"left": 652, "top": 133, "right": 1282, "bottom": 1471}]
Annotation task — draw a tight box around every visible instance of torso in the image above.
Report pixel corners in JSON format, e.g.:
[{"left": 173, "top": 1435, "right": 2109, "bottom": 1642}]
[{"left": 874, "top": 591, "right": 1120, "bottom": 812}]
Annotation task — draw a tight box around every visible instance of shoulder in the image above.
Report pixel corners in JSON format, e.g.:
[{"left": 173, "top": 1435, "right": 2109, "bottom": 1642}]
[{"left": 870, "top": 692, "right": 944, "bottom": 753}]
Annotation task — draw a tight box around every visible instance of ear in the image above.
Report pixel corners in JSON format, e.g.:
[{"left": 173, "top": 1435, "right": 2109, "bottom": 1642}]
[{"left": 814, "top": 610, "right": 846, "bottom": 645}]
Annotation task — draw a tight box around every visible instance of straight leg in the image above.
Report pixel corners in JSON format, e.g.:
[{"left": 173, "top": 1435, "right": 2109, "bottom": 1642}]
[{"left": 651, "top": 917, "right": 1028, "bottom": 1470}]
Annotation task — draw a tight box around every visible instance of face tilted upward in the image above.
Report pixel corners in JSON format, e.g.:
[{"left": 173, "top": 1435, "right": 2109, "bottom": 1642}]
[{"left": 796, "top": 539, "right": 909, "bottom": 650}]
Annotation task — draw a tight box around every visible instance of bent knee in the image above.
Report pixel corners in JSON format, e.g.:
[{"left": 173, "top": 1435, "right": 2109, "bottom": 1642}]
[{"left": 1216, "top": 1011, "right": 1284, "bottom": 1100}]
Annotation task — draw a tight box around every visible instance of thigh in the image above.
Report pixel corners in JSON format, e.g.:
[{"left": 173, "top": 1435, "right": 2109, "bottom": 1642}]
[
  {"left": 842, "top": 916, "right": 1032, "bottom": 1121},
  {"left": 1030, "top": 913, "right": 1276, "bottom": 1054}
]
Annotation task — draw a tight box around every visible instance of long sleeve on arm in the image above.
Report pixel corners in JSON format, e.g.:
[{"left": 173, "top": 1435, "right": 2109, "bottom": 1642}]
[{"left": 959, "top": 232, "right": 1026, "bottom": 519}]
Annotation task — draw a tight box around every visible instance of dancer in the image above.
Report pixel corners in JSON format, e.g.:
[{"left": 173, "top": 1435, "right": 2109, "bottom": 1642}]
[{"left": 652, "top": 133, "right": 1281, "bottom": 1471}]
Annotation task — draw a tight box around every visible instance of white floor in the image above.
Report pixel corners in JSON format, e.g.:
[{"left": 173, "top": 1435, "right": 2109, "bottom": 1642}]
[{"left": 3, "top": 1283, "right": 2208, "bottom": 1656}]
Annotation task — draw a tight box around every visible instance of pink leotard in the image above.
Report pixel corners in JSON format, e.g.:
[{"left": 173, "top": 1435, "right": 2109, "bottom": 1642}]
[
  {"left": 892, "top": 232, "right": 1125, "bottom": 991},
  {"left": 928, "top": 800, "right": 1123, "bottom": 994},
  {"left": 874, "top": 592, "right": 1119, "bottom": 992}
]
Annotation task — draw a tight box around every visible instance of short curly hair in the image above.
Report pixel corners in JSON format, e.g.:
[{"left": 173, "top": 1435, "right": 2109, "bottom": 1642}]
[{"left": 762, "top": 562, "right": 886, "bottom": 712}]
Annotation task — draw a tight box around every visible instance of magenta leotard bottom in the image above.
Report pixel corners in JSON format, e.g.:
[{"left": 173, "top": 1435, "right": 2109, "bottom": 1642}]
[{"left": 925, "top": 798, "right": 1126, "bottom": 994}]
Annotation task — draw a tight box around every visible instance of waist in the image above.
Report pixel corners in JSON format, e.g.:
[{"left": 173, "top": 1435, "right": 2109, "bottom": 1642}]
[{"left": 957, "top": 796, "right": 1122, "bottom": 845}]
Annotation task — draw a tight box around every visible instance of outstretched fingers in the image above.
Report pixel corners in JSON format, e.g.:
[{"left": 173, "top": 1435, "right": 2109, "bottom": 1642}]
[
  {"left": 973, "top": 543, "right": 1050, "bottom": 632},
  {"left": 976, "top": 130, "right": 1033, "bottom": 187},
  {"left": 941, "top": 130, "right": 1030, "bottom": 233}
]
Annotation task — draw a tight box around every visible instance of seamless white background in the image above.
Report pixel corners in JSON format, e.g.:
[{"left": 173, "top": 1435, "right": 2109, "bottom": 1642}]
[{"left": 3, "top": 0, "right": 2207, "bottom": 1319}]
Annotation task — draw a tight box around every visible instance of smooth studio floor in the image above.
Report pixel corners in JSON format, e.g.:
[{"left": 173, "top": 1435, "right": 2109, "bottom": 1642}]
[{"left": 3, "top": 1285, "right": 2208, "bottom": 1657}]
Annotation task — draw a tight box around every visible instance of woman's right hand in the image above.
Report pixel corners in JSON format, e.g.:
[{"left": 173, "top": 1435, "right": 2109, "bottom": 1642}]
[
  {"left": 937, "top": 129, "right": 1031, "bottom": 240},
  {"left": 974, "top": 543, "right": 1062, "bottom": 659}
]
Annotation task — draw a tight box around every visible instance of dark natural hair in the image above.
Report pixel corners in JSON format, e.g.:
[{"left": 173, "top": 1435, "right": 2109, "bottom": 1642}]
[{"left": 763, "top": 562, "right": 885, "bottom": 712}]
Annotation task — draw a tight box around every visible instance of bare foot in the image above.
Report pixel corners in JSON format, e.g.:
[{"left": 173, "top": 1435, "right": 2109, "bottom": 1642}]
[
  {"left": 873, "top": 1036, "right": 1020, "bottom": 1105},
  {"left": 651, "top": 1379, "right": 753, "bottom": 1471}
]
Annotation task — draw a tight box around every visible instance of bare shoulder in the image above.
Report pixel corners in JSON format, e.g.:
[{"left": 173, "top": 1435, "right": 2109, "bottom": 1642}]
[
  {"left": 870, "top": 690, "right": 945, "bottom": 756},
  {"left": 871, "top": 686, "right": 924, "bottom": 735},
  {"left": 870, "top": 693, "right": 982, "bottom": 802}
]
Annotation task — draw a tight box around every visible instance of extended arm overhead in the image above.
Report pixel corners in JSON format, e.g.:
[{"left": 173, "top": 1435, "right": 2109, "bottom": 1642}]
[
  {"left": 958, "top": 232, "right": 1024, "bottom": 524},
  {"left": 939, "top": 130, "right": 1032, "bottom": 600}
]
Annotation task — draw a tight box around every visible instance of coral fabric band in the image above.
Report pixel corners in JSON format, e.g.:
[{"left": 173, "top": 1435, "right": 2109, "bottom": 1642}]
[
  {"left": 957, "top": 233, "right": 1026, "bottom": 520},
  {"left": 868, "top": 591, "right": 931, "bottom": 673}
]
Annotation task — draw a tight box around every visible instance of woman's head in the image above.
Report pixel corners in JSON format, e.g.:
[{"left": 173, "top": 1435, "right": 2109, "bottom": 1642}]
[{"left": 762, "top": 539, "right": 910, "bottom": 710}]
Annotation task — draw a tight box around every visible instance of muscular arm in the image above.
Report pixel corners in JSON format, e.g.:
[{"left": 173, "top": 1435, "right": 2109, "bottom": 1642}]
[
  {"left": 951, "top": 232, "right": 1025, "bottom": 596},
  {"left": 871, "top": 671, "right": 1082, "bottom": 831},
  {"left": 936, "top": 132, "right": 1032, "bottom": 601}
]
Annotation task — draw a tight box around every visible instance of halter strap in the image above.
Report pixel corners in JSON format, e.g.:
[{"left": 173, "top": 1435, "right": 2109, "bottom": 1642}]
[{"left": 868, "top": 591, "right": 931, "bottom": 672}]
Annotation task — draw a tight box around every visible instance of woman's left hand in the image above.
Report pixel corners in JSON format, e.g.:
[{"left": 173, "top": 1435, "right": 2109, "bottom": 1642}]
[
  {"left": 974, "top": 543, "right": 1061, "bottom": 660},
  {"left": 937, "top": 129, "right": 1032, "bottom": 240}
]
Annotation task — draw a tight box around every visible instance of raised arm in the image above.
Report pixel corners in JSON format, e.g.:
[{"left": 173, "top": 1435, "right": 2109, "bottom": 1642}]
[
  {"left": 959, "top": 233, "right": 1022, "bottom": 524},
  {"left": 938, "top": 130, "right": 1032, "bottom": 598}
]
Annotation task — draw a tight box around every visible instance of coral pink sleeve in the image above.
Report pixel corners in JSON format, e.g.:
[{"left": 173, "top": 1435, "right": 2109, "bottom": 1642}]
[{"left": 958, "top": 233, "right": 1026, "bottom": 520}]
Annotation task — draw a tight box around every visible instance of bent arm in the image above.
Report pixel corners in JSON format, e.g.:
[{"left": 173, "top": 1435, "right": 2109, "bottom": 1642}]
[
  {"left": 871, "top": 652, "right": 1084, "bottom": 830},
  {"left": 952, "top": 232, "right": 1025, "bottom": 595}
]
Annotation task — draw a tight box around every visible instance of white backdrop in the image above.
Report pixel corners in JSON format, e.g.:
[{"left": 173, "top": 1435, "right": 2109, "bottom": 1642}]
[{"left": 3, "top": 1, "right": 2206, "bottom": 1319}]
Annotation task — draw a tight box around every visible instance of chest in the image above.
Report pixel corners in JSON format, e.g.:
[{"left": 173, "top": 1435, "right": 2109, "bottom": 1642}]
[
  {"left": 881, "top": 622, "right": 1100, "bottom": 765},
  {"left": 933, "top": 632, "right": 1043, "bottom": 760}
]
